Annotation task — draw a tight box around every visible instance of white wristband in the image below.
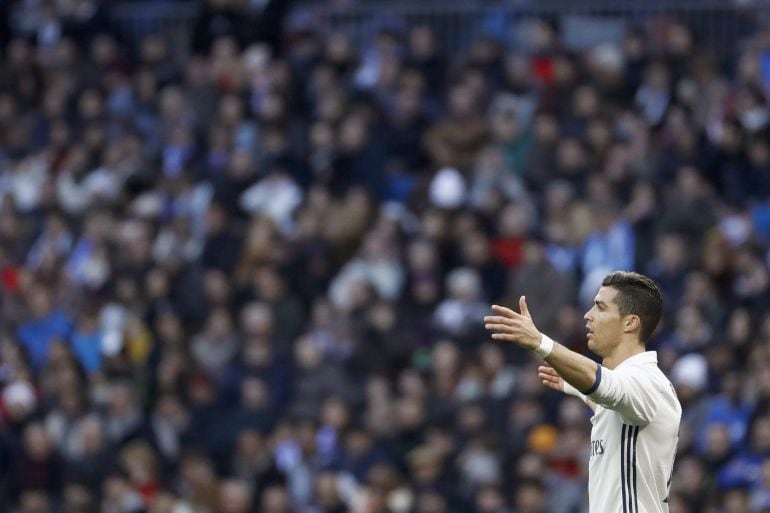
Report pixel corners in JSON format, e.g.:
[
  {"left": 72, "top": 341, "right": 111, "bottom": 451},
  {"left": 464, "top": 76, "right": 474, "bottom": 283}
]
[
  {"left": 563, "top": 381, "right": 587, "bottom": 401},
  {"left": 533, "top": 333, "right": 554, "bottom": 358}
]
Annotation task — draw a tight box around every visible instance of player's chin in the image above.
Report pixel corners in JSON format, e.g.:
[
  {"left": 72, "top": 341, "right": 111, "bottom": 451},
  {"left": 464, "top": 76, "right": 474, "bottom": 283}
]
[{"left": 586, "top": 336, "right": 599, "bottom": 352}]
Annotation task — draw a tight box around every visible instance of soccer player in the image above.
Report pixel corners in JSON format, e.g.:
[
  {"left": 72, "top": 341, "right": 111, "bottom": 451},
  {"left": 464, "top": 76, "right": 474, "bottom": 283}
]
[{"left": 484, "top": 271, "right": 681, "bottom": 513}]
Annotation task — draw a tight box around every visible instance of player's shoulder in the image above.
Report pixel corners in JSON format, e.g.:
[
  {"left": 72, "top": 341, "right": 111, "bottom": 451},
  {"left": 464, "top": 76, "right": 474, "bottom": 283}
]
[{"left": 618, "top": 358, "right": 675, "bottom": 391}]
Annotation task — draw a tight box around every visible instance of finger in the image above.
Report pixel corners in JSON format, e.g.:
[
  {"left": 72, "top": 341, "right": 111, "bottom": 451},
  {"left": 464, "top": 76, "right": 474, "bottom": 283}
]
[
  {"left": 538, "top": 372, "right": 559, "bottom": 383},
  {"left": 483, "top": 316, "right": 517, "bottom": 325},
  {"left": 485, "top": 324, "right": 517, "bottom": 333},
  {"left": 491, "top": 333, "right": 520, "bottom": 342},
  {"left": 541, "top": 380, "right": 561, "bottom": 391},
  {"left": 519, "top": 296, "right": 531, "bottom": 318},
  {"left": 544, "top": 369, "right": 560, "bottom": 379},
  {"left": 491, "top": 305, "right": 521, "bottom": 319},
  {"left": 537, "top": 366, "right": 559, "bottom": 377}
]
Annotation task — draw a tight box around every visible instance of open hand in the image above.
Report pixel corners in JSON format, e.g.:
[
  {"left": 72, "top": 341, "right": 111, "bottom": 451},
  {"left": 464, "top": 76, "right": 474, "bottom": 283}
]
[
  {"left": 483, "top": 296, "right": 542, "bottom": 350},
  {"left": 538, "top": 366, "right": 565, "bottom": 392}
]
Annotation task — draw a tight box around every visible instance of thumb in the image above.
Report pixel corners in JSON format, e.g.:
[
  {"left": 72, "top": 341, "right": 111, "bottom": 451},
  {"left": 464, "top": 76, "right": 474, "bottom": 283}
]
[{"left": 519, "top": 295, "right": 531, "bottom": 319}]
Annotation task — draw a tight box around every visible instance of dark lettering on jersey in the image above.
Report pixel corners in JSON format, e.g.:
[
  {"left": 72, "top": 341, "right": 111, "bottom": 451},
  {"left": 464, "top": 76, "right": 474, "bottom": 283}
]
[{"left": 591, "top": 439, "right": 605, "bottom": 457}]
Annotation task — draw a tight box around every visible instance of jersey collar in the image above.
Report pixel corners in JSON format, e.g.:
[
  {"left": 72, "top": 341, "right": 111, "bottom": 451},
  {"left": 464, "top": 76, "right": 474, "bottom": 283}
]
[{"left": 616, "top": 351, "right": 658, "bottom": 369}]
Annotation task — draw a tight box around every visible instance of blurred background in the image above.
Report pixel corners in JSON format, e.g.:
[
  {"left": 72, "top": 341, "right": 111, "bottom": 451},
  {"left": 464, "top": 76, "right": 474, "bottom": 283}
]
[{"left": 1, "top": 0, "right": 770, "bottom": 512}]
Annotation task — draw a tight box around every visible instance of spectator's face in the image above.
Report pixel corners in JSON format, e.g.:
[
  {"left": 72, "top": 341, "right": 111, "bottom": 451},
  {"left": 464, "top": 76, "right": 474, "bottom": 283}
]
[
  {"left": 315, "top": 472, "right": 342, "bottom": 509},
  {"left": 135, "top": 69, "right": 158, "bottom": 102},
  {"left": 514, "top": 483, "right": 546, "bottom": 512},
  {"left": 59, "top": 387, "right": 83, "bottom": 416},
  {"left": 673, "top": 457, "right": 704, "bottom": 495},
  {"left": 155, "top": 395, "right": 186, "bottom": 426},
  {"left": 367, "top": 301, "right": 396, "bottom": 333},
  {"left": 18, "top": 490, "right": 50, "bottom": 513},
  {"left": 294, "top": 336, "right": 322, "bottom": 370},
  {"left": 448, "top": 84, "right": 475, "bottom": 118},
  {"left": 656, "top": 234, "right": 687, "bottom": 272},
  {"left": 321, "top": 397, "right": 349, "bottom": 428},
  {"left": 339, "top": 114, "right": 369, "bottom": 151},
  {"left": 206, "top": 308, "right": 233, "bottom": 339},
  {"left": 63, "top": 483, "right": 93, "bottom": 513},
  {"left": 43, "top": 88, "right": 67, "bottom": 119},
  {"left": 399, "top": 369, "right": 427, "bottom": 398},
  {"left": 556, "top": 138, "right": 586, "bottom": 171},
  {"left": 228, "top": 148, "right": 254, "bottom": 178},
  {"left": 461, "top": 232, "right": 490, "bottom": 266},
  {"left": 644, "top": 62, "right": 669, "bottom": 90},
  {"left": 396, "top": 396, "right": 425, "bottom": 430},
  {"left": 584, "top": 286, "right": 628, "bottom": 356},
  {"left": 23, "top": 423, "right": 52, "bottom": 460},
  {"left": 749, "top": 140, "right": 770, "bottom": 166},
  {"left": 8, "top": 38, "right": 32, "bottom": 68},
  {"left": 476, "top": 486, "right": 506, "bottom": 513},
  {"left": 121, "top": 444, "right": 156, "bottom": 485},
  {"left": 109, "top": 383, "right": 136, "bottom": 415},
  {"left": 261, "top": 486, "right": 290, "bottom": 513},
  {"left": 723, "top": 488, "right": 749, "bottom": 513},
  {"left": 345, "top": 429, "right": 372, "bottom": 456},
  {"left": 240, "top": 302, "right": 273, "bottom": 337},
  {"left": 752, "top": 417, "right": 770, "bottom": 452},
  {"left": 78, "top": 88, "right": 104, "bottom": 119},
  {"left": 491, "top": 108, "right": 518, "bottom": 141},
  {"left": 219, "top": 94, "right": 244, "bottom": 124},
  {"left": 180, "top": 455, "right": 216, "bottom": 487},
  {"left": 415, "top": 491, "right": 447, "bottom": 513},
  {"left": 479, "top": 343, "right": 504, "bottom": 374},
  {"left": 141, "top": 34, "right": 167, "bottom": 64},
  {"left": 666, "top": 495, "right": 691, "bottom": 513},
  {"left": 498, "top": 203, "right": 529, "bottom": 237},
  {"left": 412, "top": 279, "right": 439, "bottom": 305},
  {"left": 28, "top": 286, "right": 52, "bottom": 317},
  {"left": 587, "top": 119, "right": 611, "bottom": 152},
  {"left": 243, "top": 337, "right": 272, "bottom": 367},
  {"left": 156, "top": 311, "right": 183, "bottom": 343},
  {"left": 516, "top": 453, "right": 546, "bottom": 479},
  {"left": 704, "top": 423, "right": 731, "bottom": 460},
  {"left": 80, "top": 417, "right": 105, "bottom": 454},
  {"left": 240, "top": 378, "right": 268, "bottom": 409},
  {"left": 235, "top": 429, "right": 264, "bottom": 459},
  {"left": 218, "top": 480, "right": 252, "bottom": 513},
  {"left": 457, "top": 403, "right": 486, "bottom": 434},
  {"left": 407, "top": 239, "right": 438, "bottom": 272},
  {"left": 394, "top": 87, "right": 421, "bottom": 119},
  {"left": 409, "top": 26, "right": 436, "bottom": 58},
  {"left": 573, "top": 85, "right": 599, "bottom": 118},
  {"left": 0, "top": 93, "right": 17, "bottom": 123},
  {"left": 431, "top": 342, "right": 458, "bottom": 375},
  {"left": 147, "top": 493, "right": 177, "bottom": 513}
]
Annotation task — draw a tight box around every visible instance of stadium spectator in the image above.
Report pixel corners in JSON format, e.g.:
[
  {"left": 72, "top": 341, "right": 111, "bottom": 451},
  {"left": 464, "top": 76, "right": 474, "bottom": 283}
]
[{"left": 0, "top": 1, "right": 770, "bottom": 512}]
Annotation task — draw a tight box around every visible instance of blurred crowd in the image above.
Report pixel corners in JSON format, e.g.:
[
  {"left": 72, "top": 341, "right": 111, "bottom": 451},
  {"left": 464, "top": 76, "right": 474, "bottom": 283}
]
[{"left": 1, "top": 1, "right": 770, "bottom": 513}]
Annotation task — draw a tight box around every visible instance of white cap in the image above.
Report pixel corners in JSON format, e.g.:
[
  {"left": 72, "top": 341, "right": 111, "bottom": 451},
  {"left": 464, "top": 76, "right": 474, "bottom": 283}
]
[
  {"left": 102, "top": 330, "right": 124, "bottom": 357},
  {"left": 590, "top": 43, "right": 624, "bottom": 72},
  {"left": 429, "top": 167, "right": 466, "bottom": 209},
  {"left": 2, "top": 380, "right": 36, "bottom": 411},
  {"left": 671, "top": 353, "right": 708, "bottom": 391}
]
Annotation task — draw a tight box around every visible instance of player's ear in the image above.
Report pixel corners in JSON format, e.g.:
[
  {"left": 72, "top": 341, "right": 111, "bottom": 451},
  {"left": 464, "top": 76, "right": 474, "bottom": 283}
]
[{"left": 623, "top": 314, "right": 641, "bottom": 334}]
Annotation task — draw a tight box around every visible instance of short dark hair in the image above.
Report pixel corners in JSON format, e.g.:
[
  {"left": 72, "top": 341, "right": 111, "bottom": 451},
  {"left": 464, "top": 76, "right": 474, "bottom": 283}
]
[{"left": 602, "top": 271, "right": 663, "bottom": 343}]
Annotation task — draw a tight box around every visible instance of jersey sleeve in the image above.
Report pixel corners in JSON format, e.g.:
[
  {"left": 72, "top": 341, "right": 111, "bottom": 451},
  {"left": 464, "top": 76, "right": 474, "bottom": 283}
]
[{"left": 586, "top": 364, "right": 660, "bottom": 425}]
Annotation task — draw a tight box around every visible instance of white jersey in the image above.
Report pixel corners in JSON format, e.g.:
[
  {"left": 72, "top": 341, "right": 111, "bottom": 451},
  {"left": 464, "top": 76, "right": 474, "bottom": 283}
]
[{"left": 585, "top": 351, "right": 682, "bottom": 513}]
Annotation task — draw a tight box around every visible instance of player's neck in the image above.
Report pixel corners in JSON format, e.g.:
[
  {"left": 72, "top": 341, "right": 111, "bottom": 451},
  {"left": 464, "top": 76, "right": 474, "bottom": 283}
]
[{"left": 601, "top": 339, "right": 646, "bottom": 370}]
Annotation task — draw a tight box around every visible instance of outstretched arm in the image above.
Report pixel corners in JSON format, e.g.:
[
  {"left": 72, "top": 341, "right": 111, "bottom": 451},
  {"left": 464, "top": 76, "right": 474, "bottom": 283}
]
[
  {"left": 538, "top": 366, "right": 597, "bottom": 411},
  {"left": 484, "top": 297, "right": 601, "bottom": 395},
  {"left": 485, "top": 298, "right": 658, "bottom": 424}
]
